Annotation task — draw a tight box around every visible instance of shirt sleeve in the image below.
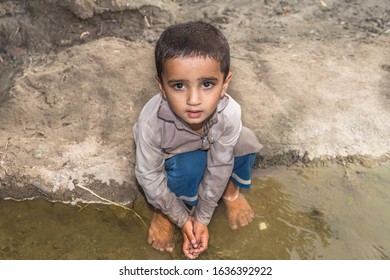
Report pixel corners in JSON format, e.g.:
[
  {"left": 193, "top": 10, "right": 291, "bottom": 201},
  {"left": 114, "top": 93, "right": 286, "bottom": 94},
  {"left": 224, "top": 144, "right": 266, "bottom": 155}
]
[
  {"left": 194, "top": 99, "right": 242, "bottom": 225},
  {"left": 133, "top": 120, "right": 190, "bottom": 228}
]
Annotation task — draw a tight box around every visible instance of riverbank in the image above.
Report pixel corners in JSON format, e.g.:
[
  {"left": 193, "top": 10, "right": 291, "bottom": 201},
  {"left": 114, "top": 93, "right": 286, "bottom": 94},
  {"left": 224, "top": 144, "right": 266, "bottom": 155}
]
[{"left": 1, "top": 0, "right": 389, "bottom": 203}]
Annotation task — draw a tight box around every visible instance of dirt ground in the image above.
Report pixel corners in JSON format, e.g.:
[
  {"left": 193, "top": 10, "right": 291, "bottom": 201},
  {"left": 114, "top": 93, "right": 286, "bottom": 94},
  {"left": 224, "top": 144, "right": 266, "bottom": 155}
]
[{"left": 0, "top": 0, "right": 389, "bottom": 203}]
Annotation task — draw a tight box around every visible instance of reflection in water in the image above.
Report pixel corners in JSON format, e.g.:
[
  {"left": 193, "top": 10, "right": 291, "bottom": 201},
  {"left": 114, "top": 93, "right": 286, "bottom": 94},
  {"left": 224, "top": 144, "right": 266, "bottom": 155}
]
[
  {"left": 0, "top": 162, "right": 389, "bottom": 259},
  {"left": 0, "top": 200, "right": 151, "bottom": 259},
  {"left": 206, "top": 177, "right": 333, "bottom": 259}
]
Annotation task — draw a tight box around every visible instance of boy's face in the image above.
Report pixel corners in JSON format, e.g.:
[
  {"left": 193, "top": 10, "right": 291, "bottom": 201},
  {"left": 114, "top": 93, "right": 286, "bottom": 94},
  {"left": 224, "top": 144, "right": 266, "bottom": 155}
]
[{"left": 157, "top": 56, "right": 232, "bottom": 133}]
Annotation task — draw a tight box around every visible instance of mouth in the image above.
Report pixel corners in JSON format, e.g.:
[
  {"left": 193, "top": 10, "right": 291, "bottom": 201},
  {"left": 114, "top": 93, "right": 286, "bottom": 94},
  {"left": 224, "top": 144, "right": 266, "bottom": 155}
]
[{"left": 187, "top": 110, "right": 202, "bottom": 118}]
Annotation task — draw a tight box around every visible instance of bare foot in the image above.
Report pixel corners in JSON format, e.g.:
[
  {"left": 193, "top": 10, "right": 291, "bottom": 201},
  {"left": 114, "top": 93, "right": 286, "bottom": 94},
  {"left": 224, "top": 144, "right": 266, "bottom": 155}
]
[
  {"left": 224, "top": 193, "right": 254, "bottom": 230},
  {"left": 148, "top": 211, "right": 175, "bottom": 252}
]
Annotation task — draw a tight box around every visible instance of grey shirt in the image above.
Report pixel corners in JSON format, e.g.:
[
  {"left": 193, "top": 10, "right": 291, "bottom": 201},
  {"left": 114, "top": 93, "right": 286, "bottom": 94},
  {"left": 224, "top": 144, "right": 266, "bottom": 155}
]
[{"left": 133, "top": 93, "right": 262, "bottom": 228}]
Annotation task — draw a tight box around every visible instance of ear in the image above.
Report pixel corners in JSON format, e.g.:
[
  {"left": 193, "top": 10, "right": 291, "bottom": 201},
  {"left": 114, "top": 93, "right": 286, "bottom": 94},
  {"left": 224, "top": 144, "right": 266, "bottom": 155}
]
[
  {"left": 155, "top": 75, "right": 166, "bottom": 98},
  {"left": 221, "top": 72, "right": 233, "bottom": 96}
]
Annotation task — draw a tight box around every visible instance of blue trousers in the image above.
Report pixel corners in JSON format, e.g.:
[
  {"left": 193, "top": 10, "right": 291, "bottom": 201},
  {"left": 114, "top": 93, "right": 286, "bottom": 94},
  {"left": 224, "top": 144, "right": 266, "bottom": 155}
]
[{"left": 164, "top": 150, "right": 256, "bottom": 205}]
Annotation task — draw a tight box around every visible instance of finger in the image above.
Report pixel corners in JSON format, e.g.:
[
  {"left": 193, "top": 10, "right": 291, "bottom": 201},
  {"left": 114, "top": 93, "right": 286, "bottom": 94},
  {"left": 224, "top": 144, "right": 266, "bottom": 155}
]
[
  {"left": 189, "top": 233, "right": 198, "bottom": 247},
  {"left": 198, "top": 234, "right": 209, "bottom": 253},
  {"left": 183, "top": 246, "right": 198, "bottom": 259},
  {"left": 187, "top": 232, "right": 198, "bottom": 249},
  {"left": 183, "top": 234, "right": 198, "bottom": 259}
]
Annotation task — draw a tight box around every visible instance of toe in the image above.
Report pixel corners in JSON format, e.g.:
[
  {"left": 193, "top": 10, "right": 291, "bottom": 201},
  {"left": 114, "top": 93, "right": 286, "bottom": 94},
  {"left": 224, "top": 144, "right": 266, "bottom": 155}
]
[
  {"left": 229, "top": 220, "right": 238, "bottom": 230},
  {"left": 238, "top": 214, "right": 248, "bottom": 227},
  {"left": 166, "top": 246, "right": 174, "bottom": 252},
  {"left": 147, "top": 235, "right": 154, "bottom": 245}
]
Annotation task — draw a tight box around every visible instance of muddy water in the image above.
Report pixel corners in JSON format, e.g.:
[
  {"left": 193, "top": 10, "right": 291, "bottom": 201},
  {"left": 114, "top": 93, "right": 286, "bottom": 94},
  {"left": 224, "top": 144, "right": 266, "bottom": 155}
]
[{"left": 1, "top": 162, "right": 389, "bottom": 260}]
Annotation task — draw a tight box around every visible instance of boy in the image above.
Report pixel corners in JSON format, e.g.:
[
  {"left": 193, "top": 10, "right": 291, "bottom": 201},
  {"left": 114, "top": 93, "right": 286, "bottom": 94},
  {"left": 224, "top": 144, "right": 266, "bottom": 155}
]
[{"left": 133, "top": 21, "right": 262, "bottom": 259}]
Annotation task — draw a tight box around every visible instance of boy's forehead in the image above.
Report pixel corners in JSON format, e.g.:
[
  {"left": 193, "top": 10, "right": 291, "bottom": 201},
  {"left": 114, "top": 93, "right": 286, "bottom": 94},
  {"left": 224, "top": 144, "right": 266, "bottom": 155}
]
[{"left": 162, "top": 56, "right": 223, "bottom": 75}]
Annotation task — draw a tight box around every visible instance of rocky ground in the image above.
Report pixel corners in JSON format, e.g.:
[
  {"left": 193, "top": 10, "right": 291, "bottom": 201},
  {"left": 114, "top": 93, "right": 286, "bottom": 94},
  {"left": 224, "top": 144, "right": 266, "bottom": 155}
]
[{"left": 0, "top": 0, "right": 389, "bottom": 204}]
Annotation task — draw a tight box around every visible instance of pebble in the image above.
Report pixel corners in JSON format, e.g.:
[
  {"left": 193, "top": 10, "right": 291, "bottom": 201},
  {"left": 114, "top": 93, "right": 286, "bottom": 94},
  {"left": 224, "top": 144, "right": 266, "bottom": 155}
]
[{"left": 259, "top": 222, "right": 267, "bottom": 230}]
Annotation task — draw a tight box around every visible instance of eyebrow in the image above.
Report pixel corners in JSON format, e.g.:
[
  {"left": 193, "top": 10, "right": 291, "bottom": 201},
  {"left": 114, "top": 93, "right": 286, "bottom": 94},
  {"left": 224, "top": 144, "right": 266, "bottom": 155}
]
[
  {"left": 167, "top": 79, "right": 187, "bottom": 84},
  {"left": 200, "top": 76, "right": 219, "bottom": 81},
  {"left": 167, "top": 77, "right": 219, "bottom": 84}
]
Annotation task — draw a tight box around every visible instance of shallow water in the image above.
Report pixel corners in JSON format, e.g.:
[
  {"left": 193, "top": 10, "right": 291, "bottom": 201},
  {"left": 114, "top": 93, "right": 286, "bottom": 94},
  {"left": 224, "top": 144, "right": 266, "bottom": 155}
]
[{"left": 1, "top": 162, "right": 389, "bottom": 260}]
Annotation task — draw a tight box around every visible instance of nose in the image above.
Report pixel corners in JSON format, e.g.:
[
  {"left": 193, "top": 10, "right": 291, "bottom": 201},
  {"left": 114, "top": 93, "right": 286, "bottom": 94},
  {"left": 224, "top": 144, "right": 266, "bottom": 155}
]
[{"left": 187, "top": 88, "right": 201, "bottom": 106}]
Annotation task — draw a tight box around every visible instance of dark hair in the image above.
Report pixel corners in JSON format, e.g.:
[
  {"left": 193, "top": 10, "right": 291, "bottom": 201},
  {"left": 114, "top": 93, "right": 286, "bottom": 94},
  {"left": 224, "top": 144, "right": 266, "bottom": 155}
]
[{"left": 155, "top": 21, "right": 230, "bottom": 81}]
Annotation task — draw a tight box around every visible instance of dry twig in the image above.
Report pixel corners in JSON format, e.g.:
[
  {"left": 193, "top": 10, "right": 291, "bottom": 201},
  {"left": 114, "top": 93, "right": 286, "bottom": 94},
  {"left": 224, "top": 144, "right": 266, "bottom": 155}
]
[{"left": 76, "top": 183, "right": 147, "bottom": 229}]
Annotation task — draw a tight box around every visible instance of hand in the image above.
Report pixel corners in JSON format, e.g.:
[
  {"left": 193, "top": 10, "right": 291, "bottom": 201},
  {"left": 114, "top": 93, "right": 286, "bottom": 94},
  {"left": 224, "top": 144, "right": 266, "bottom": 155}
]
[
  {"left": 193, "top": 219, "right": 209, "bottom": 255},
  {"left": 181, "top": 219, "right": 200, "bottom": 259}
]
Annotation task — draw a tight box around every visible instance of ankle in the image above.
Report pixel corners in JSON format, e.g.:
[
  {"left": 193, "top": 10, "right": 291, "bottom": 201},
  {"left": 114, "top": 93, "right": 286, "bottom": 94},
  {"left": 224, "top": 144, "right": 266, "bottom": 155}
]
[{"left": 223, "top": 187, "right": 240, "bottom": 201}]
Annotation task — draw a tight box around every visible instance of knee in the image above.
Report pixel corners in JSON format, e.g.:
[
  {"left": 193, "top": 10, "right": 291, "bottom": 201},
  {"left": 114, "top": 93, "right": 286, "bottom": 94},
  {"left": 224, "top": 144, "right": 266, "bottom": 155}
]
[{"left": 165, "top": 150, "right": 207, "bottom": 181}]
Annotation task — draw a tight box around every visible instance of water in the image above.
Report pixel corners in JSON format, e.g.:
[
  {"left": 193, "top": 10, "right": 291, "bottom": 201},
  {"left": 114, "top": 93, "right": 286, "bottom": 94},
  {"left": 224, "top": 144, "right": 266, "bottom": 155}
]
[{"left": 1, "top": 162, "right": 389, "bottom": 260}]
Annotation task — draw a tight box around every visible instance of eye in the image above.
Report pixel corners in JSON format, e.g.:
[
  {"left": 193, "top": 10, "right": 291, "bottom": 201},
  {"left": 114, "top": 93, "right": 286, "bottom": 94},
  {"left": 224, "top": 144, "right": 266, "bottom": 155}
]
[
  {"left": 202, "top": 81, "right": 214, "bottom": 89},
  {"left": 172, "top": 83, "right": 186, "bottom": 90}
]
